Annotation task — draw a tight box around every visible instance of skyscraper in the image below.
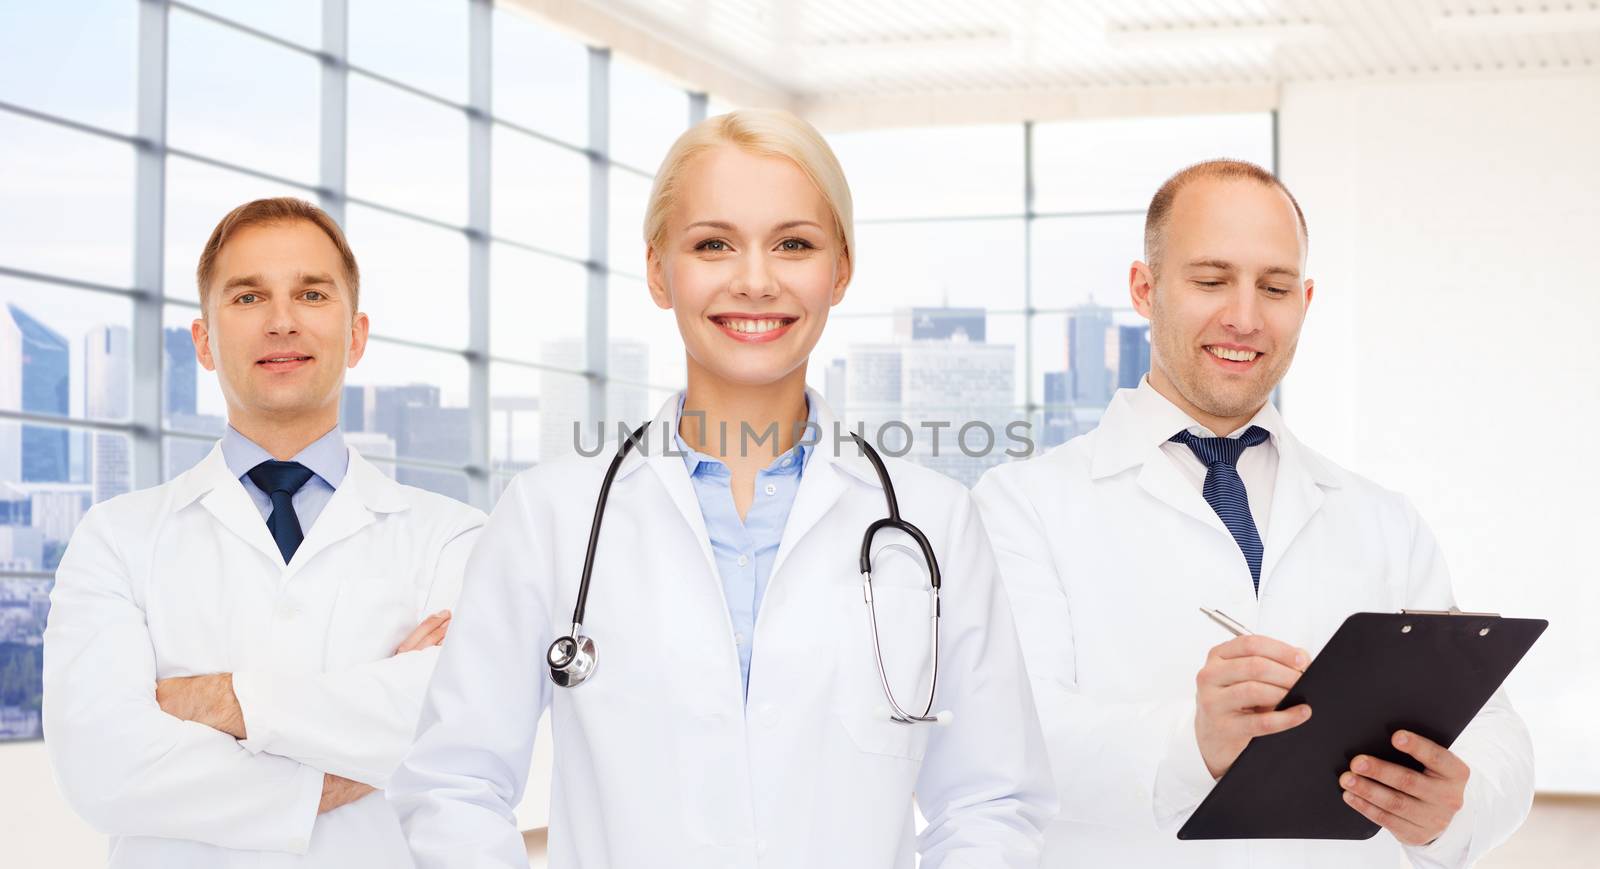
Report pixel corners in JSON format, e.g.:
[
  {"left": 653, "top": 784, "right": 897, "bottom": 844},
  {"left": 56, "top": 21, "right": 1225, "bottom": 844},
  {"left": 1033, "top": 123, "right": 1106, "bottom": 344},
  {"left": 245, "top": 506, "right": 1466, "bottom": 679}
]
[
  {"left": 84, "top": 325, "right": 131, "bottom": 502},
  {"left": 901, "top": 307, "right": 986, "bottom": 343},
  {"left": 370, "top": 384, "right": 444, "bottom": 449},
  {"left": 900, "top": 342, "right": 1015, "bottom": 487},
  {"left": 845, "top": 336, "right": 1017, "bottom": 487},
  {"left": 1, "top": 305, "right": 70, "bottom": 483},
  {"left": 1066, "top": 301, "right": 1113, "bottom": 407},
  {"left": 397, "top": 406, "right": 471, "bottom": 466},
  {"left": 824, "top": 358, "right": 847, "bottom": 411},
  {"left": 1042, "top": 370, "right": 1072, "bottom": 448},
  {"left": 163, "top": 329, "right": 223, "bottom": 440},
  {"left": 537, "top": 339, "right": 588, "bottom": 463},
  {"left": 537, "top": 339, "right": 651, "bottom": 462},
  {"left": 163, "top": 327, "right": 197, "bottom": 418},
  {"left": 338, "top": 383, "right": 466, "bottom": 501},
  {"left": 340, "top": 384, "right": 366, "bottom": 432},
  {"left": 1115, "top": 323, "right": 1151, "bottom": 390},
  {"left": 605, "top": 342, "right": 651, "bottom": 431},
  {"left": 394, "top": 403, "right": 471, "bottom": 502}
]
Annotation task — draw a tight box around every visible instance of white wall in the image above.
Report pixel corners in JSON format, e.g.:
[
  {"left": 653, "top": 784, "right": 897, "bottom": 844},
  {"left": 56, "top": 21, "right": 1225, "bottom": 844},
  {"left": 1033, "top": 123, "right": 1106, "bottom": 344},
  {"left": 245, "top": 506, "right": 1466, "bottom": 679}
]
[
  {"left": 0, "top": 740, "right": 103, "bottom": 867},
  {"left": 1279, "top": 72, "right": 1600, "bottom": 793}
]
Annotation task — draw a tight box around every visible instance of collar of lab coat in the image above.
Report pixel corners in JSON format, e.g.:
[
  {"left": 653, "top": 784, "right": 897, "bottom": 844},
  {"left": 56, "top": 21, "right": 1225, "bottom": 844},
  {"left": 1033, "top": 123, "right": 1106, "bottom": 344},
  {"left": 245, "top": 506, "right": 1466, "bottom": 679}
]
[
  {"left": 1088, "top": 378, "right": 1344, "bottom": 490},
  {"left": 171, "top": 440, "right": 412, "bottom": 570},
  {"left": 1089, "top": 378, "right": 1346, "bottom": 586},
  {"left": 609, "top": 387, "right": 884, "bottom": 586}
]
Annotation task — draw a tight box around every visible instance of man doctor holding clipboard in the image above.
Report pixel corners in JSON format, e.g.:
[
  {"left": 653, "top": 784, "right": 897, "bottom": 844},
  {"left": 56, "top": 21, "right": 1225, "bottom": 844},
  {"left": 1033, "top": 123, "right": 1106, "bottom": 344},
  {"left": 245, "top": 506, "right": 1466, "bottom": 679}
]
[{"left": 973, "top": 159, "right": 1535, "bottom": 868}]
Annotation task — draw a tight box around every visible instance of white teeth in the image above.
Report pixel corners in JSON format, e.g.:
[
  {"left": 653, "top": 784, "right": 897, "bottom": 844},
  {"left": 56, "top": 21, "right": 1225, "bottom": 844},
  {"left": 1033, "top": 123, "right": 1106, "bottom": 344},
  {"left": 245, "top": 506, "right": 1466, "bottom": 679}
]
[
  {"left": 718, "top": 318, "right": 789, "bottom": 334},
  {"left": 1207, "top": 346, "right": 1259, "bottom": 362}
]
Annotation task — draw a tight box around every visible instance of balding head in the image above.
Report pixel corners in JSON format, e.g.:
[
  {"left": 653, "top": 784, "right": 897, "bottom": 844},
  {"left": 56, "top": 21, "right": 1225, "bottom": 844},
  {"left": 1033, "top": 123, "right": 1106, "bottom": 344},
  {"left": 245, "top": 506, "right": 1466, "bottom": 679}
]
[{"left": 1144, "top": 159, "right": 1307, "bottom": 277}]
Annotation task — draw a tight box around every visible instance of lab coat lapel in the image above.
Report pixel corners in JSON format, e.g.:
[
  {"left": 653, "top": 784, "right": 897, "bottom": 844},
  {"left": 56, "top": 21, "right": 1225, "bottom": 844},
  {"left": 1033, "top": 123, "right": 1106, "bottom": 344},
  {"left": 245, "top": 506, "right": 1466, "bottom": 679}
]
[
  {"left": 1135, "top": 455, "right": 1230, "bottom": 536},
  {"left": 186, "top": 444, "right": 288, "bottom": 568},
  {"left": 1258, "top": 427, "right": 1341, "bottom": 588},
  {"left": 284, "top": 449, "right": 406, "bottom": 577},
  {"left": 770, "top": 391, "right": 880, "bottom": 582},
  {"left": 638, "top": 396, "right": 721, "bottom": 586},
  {"left": 769, "top": 452, "right": 846, "bottom": 584},
  {"left": 1092, "top": 391, "right": 1229, "bottom": 536}
]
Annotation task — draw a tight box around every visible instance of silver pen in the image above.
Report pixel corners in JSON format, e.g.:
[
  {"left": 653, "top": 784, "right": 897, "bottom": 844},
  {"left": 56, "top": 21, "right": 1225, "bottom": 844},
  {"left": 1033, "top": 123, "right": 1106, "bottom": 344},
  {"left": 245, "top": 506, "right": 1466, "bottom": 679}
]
[{"left": 1200, "top": 607, "right": 1253, "bottom": 637}]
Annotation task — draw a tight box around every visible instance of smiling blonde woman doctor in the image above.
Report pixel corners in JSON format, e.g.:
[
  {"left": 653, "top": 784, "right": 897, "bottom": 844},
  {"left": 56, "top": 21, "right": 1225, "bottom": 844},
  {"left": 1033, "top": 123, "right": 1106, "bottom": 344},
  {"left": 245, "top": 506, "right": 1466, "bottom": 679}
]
[{"left": 388, "top": 109, "right": 1055, "bottom": 868}]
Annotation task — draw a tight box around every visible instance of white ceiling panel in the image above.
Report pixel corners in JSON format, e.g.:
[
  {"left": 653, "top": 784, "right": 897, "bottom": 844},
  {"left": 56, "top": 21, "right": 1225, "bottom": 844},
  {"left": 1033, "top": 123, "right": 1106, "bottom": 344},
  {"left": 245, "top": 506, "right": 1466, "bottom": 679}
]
[{"left": 559, "top": 0, "right": 1600, "bottom": 100}]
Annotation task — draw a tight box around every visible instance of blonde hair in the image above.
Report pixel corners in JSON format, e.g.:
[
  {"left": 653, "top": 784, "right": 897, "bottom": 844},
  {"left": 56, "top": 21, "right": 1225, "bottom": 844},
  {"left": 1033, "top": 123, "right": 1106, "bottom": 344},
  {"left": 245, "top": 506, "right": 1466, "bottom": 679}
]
[{"left": 643, "top": 109, "right": 854, "bottom": 274}]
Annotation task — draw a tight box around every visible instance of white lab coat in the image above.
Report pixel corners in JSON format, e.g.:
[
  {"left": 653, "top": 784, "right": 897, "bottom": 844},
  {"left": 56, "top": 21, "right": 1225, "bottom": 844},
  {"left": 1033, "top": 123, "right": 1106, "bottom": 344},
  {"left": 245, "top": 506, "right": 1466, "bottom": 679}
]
[
  {"left": 389, "top": 390, "right": 1056, "bottom": 869},
  {"left": 43, "top": 443, "right": 484, "bottom": 869},
  {"left": 972, "top": 387, "right": 1536, "bottom": 868}
]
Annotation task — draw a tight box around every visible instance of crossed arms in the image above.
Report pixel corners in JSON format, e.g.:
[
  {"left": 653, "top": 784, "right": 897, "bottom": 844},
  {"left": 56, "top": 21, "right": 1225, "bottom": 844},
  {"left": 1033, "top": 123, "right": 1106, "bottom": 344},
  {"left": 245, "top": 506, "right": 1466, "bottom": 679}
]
[{"left": 43, "top": 508, "right": 476, "bottom": 853}]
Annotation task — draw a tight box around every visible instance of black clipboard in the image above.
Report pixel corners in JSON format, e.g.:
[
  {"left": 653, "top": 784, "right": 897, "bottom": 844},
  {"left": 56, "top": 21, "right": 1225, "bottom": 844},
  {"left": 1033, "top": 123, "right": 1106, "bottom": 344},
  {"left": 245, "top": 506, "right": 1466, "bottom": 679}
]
[{"left": 1177, "top": 610, "right": 1546, "bottom": 840}]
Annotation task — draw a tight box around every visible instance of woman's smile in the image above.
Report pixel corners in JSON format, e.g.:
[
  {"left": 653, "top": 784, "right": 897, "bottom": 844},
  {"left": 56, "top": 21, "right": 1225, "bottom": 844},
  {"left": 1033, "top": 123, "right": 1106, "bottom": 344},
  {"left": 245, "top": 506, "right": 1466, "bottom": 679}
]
[{"left": 710, "top": 313, "right": 799, "bottom": 343}]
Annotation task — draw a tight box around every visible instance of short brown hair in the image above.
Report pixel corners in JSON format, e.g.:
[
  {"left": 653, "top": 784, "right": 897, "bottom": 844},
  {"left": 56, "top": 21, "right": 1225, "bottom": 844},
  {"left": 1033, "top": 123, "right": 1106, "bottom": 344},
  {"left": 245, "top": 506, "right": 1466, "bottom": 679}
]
[
  {"left": 1144, "top": 159, "right": 1308, "bottom": 275},
  {"left": 196, "top": 197, "right": 360, "bottom": 315}
]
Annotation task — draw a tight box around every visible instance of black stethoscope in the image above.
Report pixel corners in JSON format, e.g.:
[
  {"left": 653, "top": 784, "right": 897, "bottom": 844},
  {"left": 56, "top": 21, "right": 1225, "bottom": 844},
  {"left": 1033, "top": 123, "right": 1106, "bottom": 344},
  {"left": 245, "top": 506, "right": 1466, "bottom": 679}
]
[{"left": 546, "top": 423, "right": 949, "bottom": 725}]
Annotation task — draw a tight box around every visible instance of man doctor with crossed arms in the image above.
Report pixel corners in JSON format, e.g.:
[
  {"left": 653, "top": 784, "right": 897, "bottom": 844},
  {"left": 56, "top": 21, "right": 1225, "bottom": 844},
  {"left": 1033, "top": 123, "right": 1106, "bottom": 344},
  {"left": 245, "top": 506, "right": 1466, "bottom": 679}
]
[{"left": 44, "top": 198, "right": 484, "bottom": 867}]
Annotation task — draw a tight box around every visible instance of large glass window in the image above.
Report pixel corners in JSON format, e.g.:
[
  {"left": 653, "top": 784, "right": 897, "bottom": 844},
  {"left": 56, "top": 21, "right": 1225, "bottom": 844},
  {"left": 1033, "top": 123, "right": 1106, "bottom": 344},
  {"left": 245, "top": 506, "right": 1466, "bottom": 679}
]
[
  {"left": 344, "top": 342, "right": 472, "bottom": 466},
  {"left": 607, "top": 166, "right": 653, "bottom": 276},
  {"left": 161, "top": 304, "right": 227, "bottom": 437},
  {"left": 348, "top": 0, "right": 468, "bottom": 102},
  {"left": 492, "top": 126, "right": 590, "bottom": 260},
  {"left": 490, "top": 243, "right": 589, "bottom": 365},
  {"left": 347, "top": 74, "right": 469, "bottom": 224},
  {"left": 0, "top": 0, "right": 1273, "bottom": 744},
  {"left": 343, "top": 204, "right": 471, "bottom": 350},
  {"left": 0, "top": 0, "right": 137, "bottom": 133},
  {"left": 608, "top": 57, "right": 688, "bottom": 173},
  {"left": 163, "top": 156, "right": 308, "bottom": 299},
  {"left": 180, "top": 0, "right": 320, "bottom": 45},
  {"left": 831, "top": 124, "right": 1025, "bottom": 220},
  {"left": 0, "top": 278, "right": 134, "bottom": 426},
  {"left": 492, "top": 7, "right": 589, "bottom": 145},
  {"left": 167, "top": 7, "right": 321, "bottom": 184},
  {"left": 0, "top": 112, "right": 136, "bottom": 287},
  {"left": 608, "top": 275, "right": 685, "bottom": 392},
  {"left": 808, "top": 118, "right": 1274, "bottom": 481},
  {"left": 848, "top": 219, "right": 1027, "bottom": 312}
]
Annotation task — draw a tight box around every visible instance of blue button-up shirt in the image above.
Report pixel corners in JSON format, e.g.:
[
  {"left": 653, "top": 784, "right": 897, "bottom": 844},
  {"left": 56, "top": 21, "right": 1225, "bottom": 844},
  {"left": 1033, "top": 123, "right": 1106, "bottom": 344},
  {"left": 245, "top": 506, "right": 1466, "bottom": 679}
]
[
  {"left": 675, "top": 397, "right": 814, "bottom": 698},
  {"left": 221, "top": 425, "right": 349, "bottom": 534}
]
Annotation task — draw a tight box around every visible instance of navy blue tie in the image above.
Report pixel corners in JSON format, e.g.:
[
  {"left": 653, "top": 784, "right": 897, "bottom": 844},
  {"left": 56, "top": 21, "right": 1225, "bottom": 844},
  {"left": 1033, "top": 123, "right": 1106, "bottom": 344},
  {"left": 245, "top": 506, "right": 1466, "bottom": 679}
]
[
  {"left": 1169, "top": 426, "right": 1271, "bottom": 594},
  {"left": 246, "top": 460, "right": 315, "bottom": 563}
]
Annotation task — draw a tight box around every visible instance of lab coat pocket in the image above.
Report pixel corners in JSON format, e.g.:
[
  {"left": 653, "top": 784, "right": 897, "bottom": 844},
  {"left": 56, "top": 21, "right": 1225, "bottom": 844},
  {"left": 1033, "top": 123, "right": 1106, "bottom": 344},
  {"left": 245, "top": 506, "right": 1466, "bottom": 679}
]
[
  {"left": 834, "top": 584, "right": 935, "bottom": 762},
  {"left": 325, "top": 574, "right": 420, "bottom": 666}
]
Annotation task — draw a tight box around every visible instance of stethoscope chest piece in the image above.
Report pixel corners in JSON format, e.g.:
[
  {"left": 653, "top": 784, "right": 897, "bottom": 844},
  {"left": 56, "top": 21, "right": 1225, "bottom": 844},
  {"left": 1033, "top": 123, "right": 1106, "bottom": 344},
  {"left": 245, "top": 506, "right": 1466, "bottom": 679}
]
[{"left": 548, "top": 630, "right": 597, "bottom": 688}]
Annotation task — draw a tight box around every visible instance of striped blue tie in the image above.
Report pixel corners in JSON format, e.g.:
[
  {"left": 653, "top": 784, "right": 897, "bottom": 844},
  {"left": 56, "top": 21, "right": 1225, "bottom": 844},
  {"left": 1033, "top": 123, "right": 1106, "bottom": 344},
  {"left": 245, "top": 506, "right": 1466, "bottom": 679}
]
[{"left": 1169, "top": 426, "right": 1271, "bottom": 594}]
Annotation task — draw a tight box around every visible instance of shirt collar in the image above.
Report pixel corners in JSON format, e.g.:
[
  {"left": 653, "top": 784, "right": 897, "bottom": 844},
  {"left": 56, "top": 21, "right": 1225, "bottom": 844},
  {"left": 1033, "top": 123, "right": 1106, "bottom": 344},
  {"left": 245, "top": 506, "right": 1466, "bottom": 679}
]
[
  {"left": 221, "top": 424, "right": 349, "bottom": 490},
  {"left": 672, "top": 392, "right": 815, "bottom": 478},
  {"left": 1128, "top": 375, "right": 1283, "bottom": 444}
]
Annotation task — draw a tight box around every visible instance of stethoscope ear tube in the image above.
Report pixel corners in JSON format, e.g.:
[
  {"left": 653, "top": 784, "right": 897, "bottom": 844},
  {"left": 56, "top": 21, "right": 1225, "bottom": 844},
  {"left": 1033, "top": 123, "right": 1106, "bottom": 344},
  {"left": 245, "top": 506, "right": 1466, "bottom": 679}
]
[{"left": 570, "top": 425, "right": 649, "bottom": 627}]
